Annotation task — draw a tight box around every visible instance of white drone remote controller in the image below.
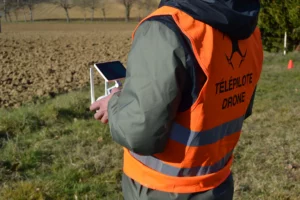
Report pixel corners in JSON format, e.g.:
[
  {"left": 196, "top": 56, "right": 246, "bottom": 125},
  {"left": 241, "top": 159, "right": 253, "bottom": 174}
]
[{"left": 90, "top": 61, "right": 126, "bottom": 104}]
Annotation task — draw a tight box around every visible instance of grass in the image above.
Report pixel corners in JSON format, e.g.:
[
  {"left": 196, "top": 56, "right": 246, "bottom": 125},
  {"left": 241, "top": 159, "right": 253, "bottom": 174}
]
[
  {"left": 0, "top": 88, "right": 123, "bottom": 200},
  {"left": 233, "top": 51, "right": 300, "bottom": 200},
  {"left": 0, "top": 52, "right": 300, "bottom": 200}
]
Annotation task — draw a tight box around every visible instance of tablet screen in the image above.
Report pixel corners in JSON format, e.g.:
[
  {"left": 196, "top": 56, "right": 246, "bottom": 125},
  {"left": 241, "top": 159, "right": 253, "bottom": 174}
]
[{"left": 94, "top": 61, "right": 126, "bottom": 81}]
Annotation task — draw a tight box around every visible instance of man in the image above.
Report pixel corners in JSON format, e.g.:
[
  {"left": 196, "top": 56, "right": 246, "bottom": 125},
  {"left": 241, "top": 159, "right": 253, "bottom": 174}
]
[{"left": 90, "top": 0, "right": 263, "bottom": 199}]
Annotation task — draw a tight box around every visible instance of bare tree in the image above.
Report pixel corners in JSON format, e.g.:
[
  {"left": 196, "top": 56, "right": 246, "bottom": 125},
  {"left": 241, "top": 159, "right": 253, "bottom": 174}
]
[
  {"left": 10, "top": 0, "right": 29, "bottom": 22},
  {"left": 23, "top": 0, "right": 48, "bottom": 22},
  {"left": 16, "top": 0, "right": 32, "bottom": 22},
  {"left": 3, "top": 0, "right": 49, "bottom": 22},
  {"left": 99, "top": 0, "right": 107, "bottom": 21},
  {"left": 118, "top": 0, "right": 137, "bottom": 22},
  {"left": 55, "top": 0, "right": 73, "bottom": 23},
  {"left": 20, "top": 0, "right": 27, "bottom": 22},
  {"left": 75, "top": 0, "right": 88, "bottom": 22},
  {"left": 11, "top": 0, "right": 21, "bottom": 21},
  {"left": 2, "top": 0, "right": 13, "bottom": 22},
  {"left": 4, "top": 0, "right": 25, "bottom": 22},
  {"left": 87, "top": 0, "right": 98, "bottom": 21},
  {"left": 1, "top": 0, "right": 8, "bottom": 22},
  {"left": 143, "top": 0, "right": 157, "bottom": 16},
  {"left": 136, "top": 0, "right": 156, "bottom": 20},
  {"left": 12, "top": 1, "right": 18, "bottom": 21},
  {"left": 25, "top": 0, "right": 35, "bottom": 22}
]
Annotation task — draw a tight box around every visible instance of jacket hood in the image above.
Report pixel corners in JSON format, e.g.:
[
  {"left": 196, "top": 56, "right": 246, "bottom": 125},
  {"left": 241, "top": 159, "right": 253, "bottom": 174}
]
[{"left": 159, "top": 0, "right": 260, "bottom": 40}]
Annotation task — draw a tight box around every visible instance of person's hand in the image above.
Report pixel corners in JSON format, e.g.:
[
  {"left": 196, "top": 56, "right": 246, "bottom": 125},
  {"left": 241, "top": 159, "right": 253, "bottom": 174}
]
[{"left": 90, "top": 88, "right": 121, "bottom": 124}]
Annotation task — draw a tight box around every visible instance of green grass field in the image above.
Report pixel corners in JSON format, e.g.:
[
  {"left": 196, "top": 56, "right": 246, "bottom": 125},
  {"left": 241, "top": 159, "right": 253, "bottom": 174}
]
[{"left": 0, "top": 52, "right": 300, "bottom": 200}]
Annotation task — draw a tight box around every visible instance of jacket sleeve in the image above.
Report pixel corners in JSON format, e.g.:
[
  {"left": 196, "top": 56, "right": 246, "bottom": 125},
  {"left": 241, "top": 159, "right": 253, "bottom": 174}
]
[{"left": 107, "top": 20, "right": 186, "bottom": 155}]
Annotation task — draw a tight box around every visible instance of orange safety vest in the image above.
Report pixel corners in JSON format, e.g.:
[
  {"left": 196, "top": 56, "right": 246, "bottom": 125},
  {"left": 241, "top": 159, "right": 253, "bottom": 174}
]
[{"left": 123, "top": 6, "right": 263, "bottom": 193}]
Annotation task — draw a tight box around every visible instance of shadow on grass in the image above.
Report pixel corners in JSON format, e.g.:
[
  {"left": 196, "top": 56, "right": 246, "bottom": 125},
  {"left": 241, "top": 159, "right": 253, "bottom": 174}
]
[
  {"left": 0, "top": 131, "right": 9, "bottom": 148},
  {"left": 57, "top": 107, "right": 92, "bottom": 122},
  {"left": 0, "top": 113, "right": 46, "bottom": 148},
  {"left": 0, "top": 148, "right": 54, "bottom": 174}
]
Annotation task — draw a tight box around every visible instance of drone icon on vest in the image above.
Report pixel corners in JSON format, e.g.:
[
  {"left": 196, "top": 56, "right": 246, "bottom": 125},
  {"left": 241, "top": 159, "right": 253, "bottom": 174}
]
[{"left": 225, "top": 39, "right": 247, "bottom": 69}]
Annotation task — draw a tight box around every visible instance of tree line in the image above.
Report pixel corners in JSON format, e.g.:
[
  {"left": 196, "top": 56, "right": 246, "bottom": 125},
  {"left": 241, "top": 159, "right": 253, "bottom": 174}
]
[
  {"left": 0, "top": 0, "right": 158, "bottom": 23},
  {"left": 1, "top": 0, "right": 299, "bottom": 52},
  {"left": 259, "top": 0, "right": 300, "bottom": 52}
]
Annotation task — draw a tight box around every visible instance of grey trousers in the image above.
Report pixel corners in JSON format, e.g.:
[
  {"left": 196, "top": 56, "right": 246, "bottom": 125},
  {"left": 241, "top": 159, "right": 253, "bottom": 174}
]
[{"left": 122, "top": 173, "right": 234, "bottom": 200}]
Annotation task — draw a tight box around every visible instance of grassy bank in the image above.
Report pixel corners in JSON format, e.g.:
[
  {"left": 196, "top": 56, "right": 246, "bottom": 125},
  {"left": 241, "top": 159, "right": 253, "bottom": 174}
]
[{"left": 0, "top": 52, "right": 300, "bottom": 199}]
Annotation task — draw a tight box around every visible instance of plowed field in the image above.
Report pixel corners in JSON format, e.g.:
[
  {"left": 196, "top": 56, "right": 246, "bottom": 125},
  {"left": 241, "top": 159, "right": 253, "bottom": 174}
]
[{"left": 0, "top": 23, "right": 136, "bottom": 108}]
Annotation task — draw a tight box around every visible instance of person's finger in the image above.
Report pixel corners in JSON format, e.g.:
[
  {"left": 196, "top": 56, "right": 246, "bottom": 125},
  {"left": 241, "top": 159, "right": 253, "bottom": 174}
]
[
  {"left": 94, "top": 110, "right": 104, "bottom": 120},
  {"left": 90, "top": 100, "right": 102, "bottom": 111},
  {"left": 101, "top": 113, "right": 108, "bottom": 124}
]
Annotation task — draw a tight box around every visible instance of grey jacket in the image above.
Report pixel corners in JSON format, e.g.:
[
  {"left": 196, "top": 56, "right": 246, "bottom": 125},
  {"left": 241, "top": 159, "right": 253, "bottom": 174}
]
[{"left": 107, "top": 21, "right": 256, "bottom": 156}]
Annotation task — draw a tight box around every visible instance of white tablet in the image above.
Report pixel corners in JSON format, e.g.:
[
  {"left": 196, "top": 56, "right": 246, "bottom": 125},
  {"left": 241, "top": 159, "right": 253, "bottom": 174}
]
[
  {"left": 94, "top": 61, "right": 126, "bottom": 82},
  {"left": 90, "top": 61, "right": 126, "bottom": 104}
]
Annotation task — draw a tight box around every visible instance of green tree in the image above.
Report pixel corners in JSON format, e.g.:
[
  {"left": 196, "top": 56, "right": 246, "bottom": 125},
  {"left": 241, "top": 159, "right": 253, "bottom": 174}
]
[{"left": 258, "top": 0, "right": 300, "bottom": 52}]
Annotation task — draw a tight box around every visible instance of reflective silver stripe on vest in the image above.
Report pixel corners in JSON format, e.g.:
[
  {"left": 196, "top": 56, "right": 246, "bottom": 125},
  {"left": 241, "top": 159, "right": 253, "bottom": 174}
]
[
  {"left": 130, "top": 151, "right": 233, "bottom": 177},
  {"left": 170, "top": 115, "right": 245, "bottom": 147}
]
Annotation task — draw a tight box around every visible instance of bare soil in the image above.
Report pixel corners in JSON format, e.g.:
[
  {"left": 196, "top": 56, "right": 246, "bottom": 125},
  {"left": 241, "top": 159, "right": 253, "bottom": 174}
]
[{"left": 0, "top": 23, "right": 137, "bottom": 108}]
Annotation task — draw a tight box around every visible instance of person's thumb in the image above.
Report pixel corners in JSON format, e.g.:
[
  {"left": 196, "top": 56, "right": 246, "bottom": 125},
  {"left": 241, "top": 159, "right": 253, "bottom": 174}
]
[{"left": 110, "top": 87, "right": 121, "bottom": 94}]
